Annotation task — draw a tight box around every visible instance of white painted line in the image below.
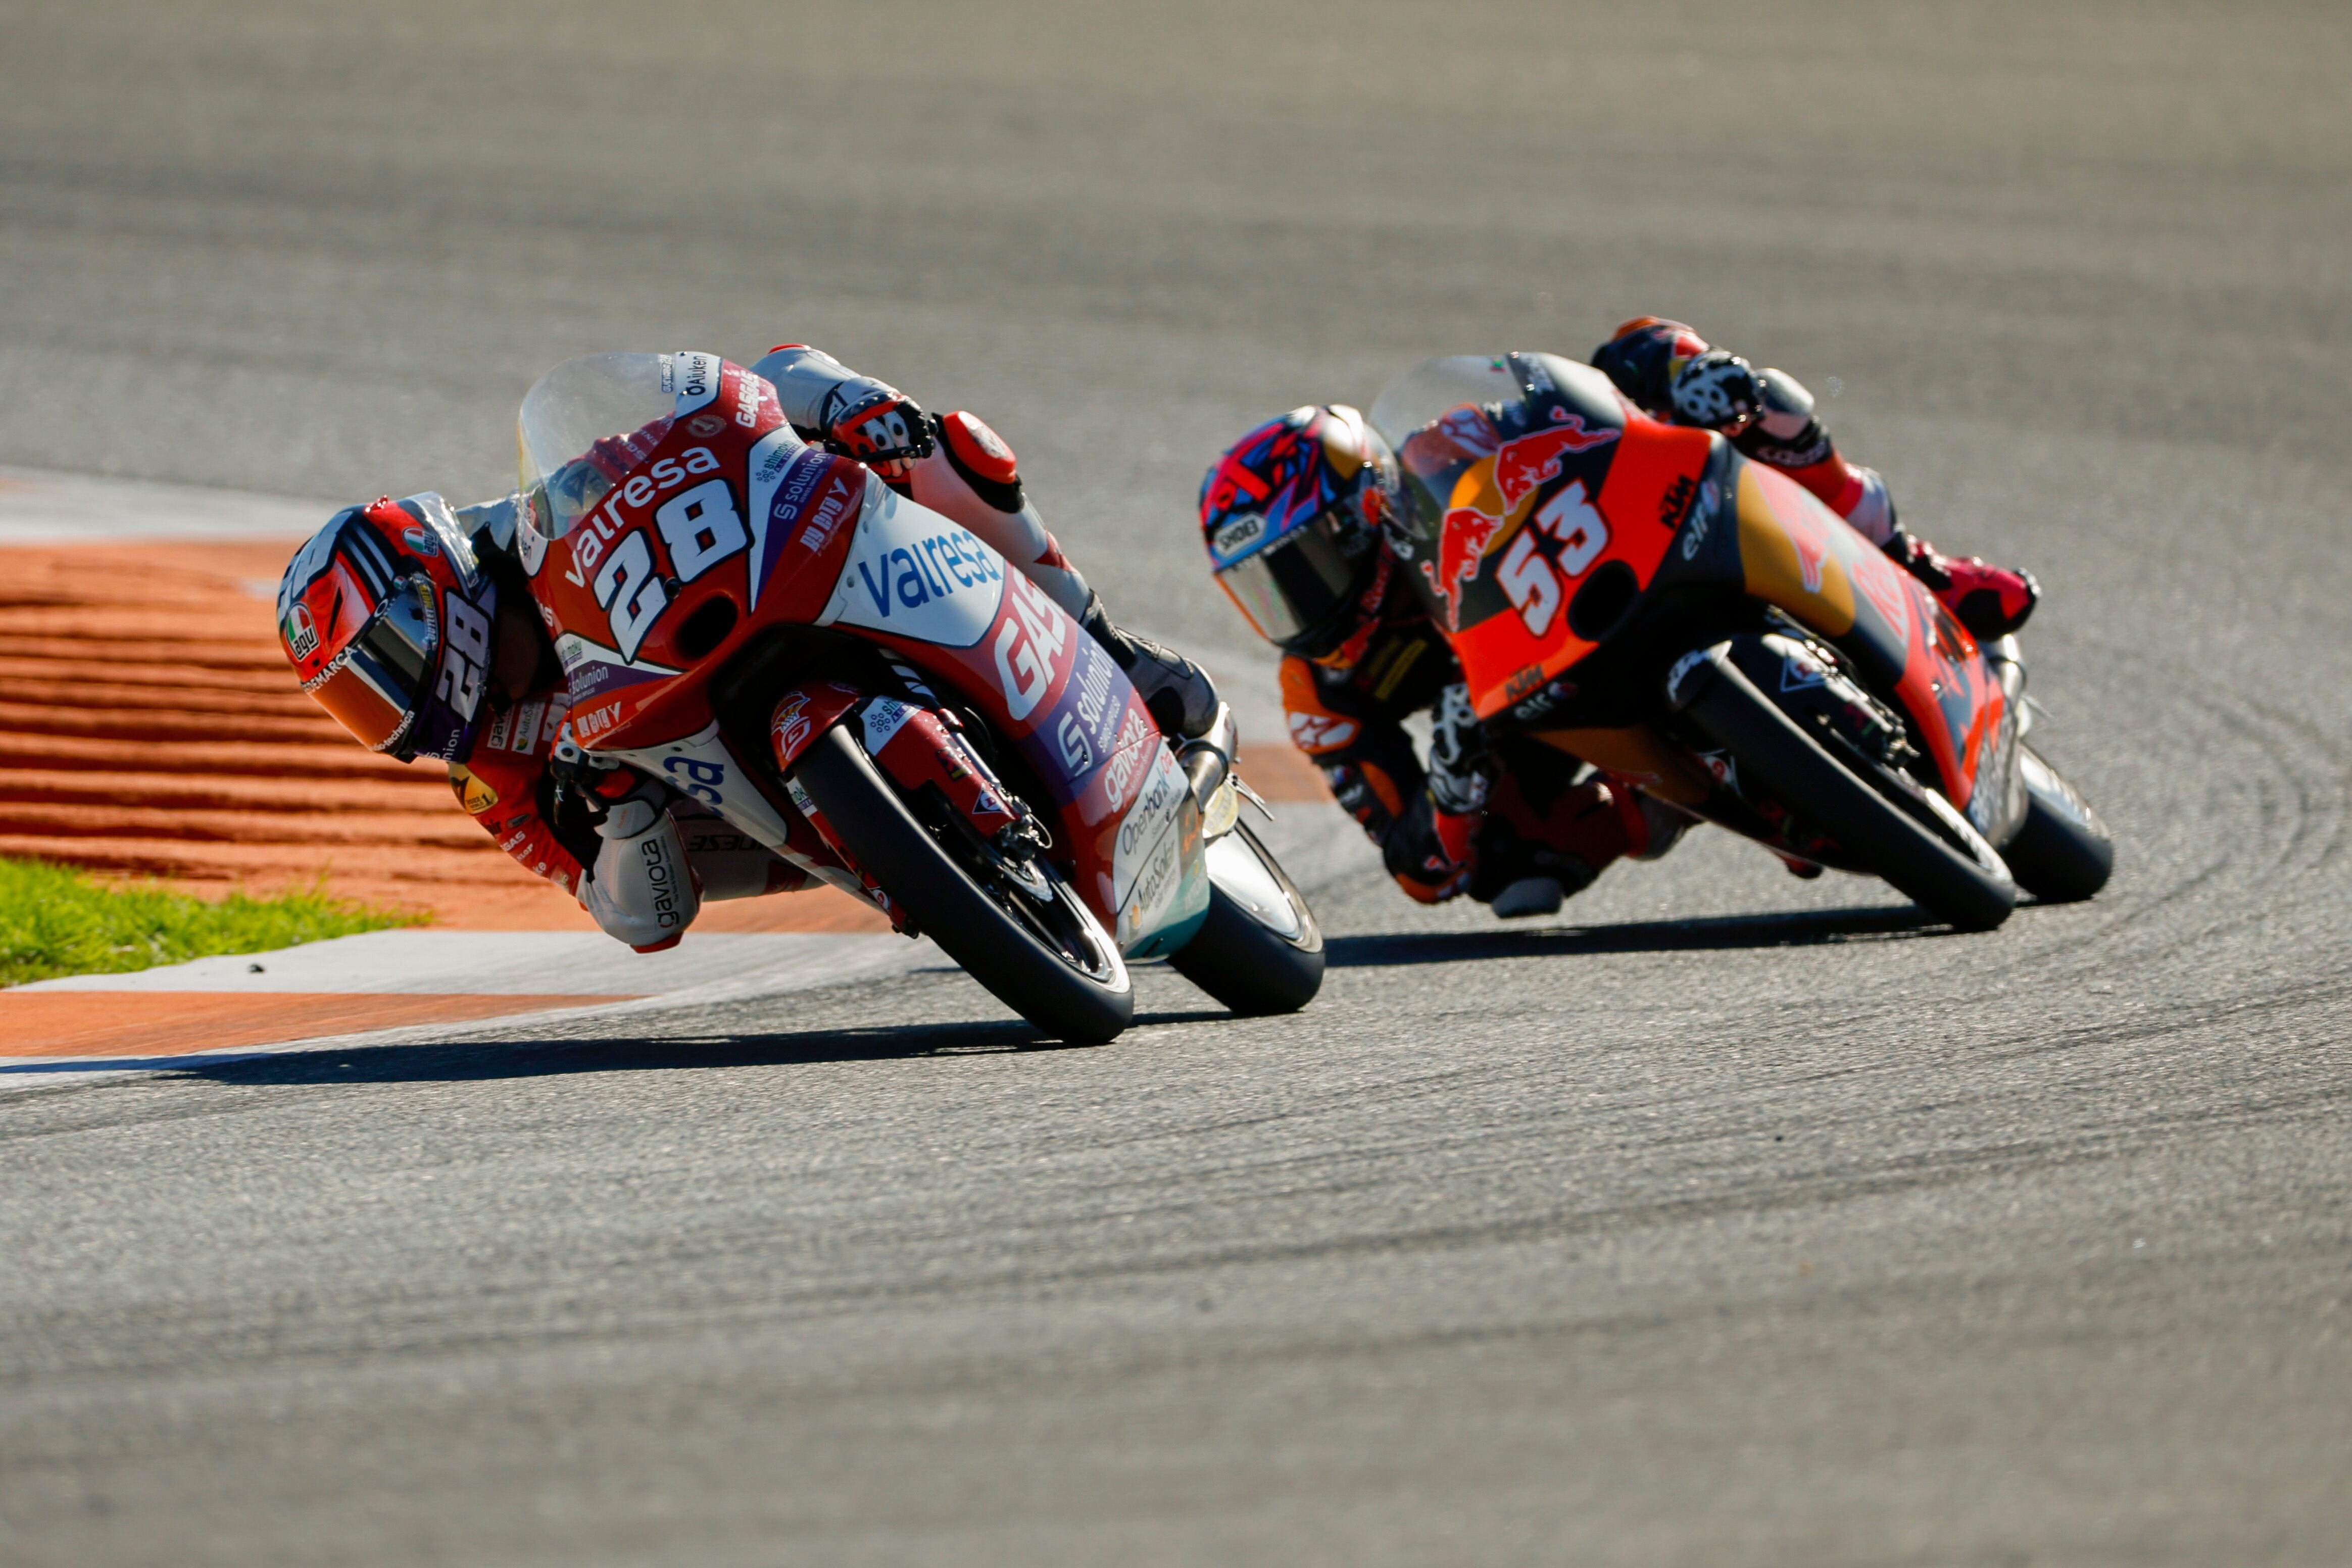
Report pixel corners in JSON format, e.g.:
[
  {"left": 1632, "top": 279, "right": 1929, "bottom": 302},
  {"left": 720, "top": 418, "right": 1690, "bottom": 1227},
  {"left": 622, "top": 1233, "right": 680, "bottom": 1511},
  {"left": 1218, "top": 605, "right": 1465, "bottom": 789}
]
[
  {"left": 0, "top": 465, "right": 334, "bottom": 543},
  {"left": 15, "top": 929, "right": 924, "bottom": 997},
  {"left": 0, "top": 937, "right": 952, "bottom": 1085}
]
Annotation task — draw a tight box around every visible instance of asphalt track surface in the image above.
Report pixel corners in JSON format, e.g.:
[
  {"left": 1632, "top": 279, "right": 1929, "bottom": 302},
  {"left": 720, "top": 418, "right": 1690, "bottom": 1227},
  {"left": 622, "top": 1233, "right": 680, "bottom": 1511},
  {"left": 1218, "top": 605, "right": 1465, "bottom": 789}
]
[{"left": 5, "top": 3, "right": 2350, "bottom": 1561}]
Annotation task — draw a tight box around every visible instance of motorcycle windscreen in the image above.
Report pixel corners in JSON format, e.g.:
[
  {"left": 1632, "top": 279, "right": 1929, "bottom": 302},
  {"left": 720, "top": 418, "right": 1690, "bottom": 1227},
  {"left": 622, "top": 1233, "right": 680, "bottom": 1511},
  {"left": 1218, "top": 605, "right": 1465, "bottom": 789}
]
[
  {"left": 516, "top": 351, "right": 725, "bottom": 538},
  {"left": 1366, "top": 355, "right": 1523, "bottom": 455}
]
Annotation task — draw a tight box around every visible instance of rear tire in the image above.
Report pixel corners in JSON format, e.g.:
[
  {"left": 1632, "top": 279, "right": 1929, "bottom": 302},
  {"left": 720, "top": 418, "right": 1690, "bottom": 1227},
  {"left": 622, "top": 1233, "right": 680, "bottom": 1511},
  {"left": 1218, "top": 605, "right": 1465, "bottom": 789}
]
[
  {"left": 1168, "top": 821, "right": 1324, "bottom": 1015},
  {"left": 2003, "top": 747, "right": 2114, "bottom": 903},
  {"left": 794, "top": 724, "right": 1133, "bottom": 1045},
  {"left": 1680, "top": 647, "right": 2018, "bottom": 932}
]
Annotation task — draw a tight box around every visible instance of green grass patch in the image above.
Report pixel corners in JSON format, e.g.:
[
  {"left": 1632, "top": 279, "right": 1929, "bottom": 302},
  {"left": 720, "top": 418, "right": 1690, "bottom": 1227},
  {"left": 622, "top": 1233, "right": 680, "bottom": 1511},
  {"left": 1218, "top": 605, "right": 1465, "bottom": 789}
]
[{"left": 0, "top": 857, "right": 424, "bottom": 988}]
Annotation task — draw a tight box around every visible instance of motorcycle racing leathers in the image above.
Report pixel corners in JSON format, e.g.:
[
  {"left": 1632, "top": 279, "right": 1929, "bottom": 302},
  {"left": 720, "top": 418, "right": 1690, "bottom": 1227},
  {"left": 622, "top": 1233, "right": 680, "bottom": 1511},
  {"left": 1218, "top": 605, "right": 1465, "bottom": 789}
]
[
  {"left": 1592, "top": 318, "right": 2039, "bottom": 639},
  {"left": 1279, "top": 560, "right": 1674, "bottom": 911},
  {"left": 438, "top": 349, "right": 1216, "bottom": 949}
]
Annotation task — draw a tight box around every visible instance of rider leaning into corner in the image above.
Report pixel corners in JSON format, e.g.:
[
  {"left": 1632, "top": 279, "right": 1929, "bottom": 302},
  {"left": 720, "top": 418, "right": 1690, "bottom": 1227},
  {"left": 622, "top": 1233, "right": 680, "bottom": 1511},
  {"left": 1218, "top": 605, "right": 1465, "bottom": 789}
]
[
  {"left": 275, "top": 346, "right": 1219, "bottom": 952},
  {"left": 1200, "top": 317, "right": 2042, "bottom": 920}
]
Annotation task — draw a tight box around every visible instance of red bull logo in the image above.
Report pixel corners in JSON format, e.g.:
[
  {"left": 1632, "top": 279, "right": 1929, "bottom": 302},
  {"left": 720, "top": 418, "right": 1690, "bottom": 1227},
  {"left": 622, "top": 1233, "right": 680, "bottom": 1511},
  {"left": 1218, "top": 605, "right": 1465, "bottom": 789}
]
[
  {"left": 1851, "top": 548, "right": 1914, "bottom": 645},
  {"left": 1493, "top": 415, "right": 1618, "bottom": 511},
  {"left": 1420, "top": 505, "right": 1503, "bottom": 632}
]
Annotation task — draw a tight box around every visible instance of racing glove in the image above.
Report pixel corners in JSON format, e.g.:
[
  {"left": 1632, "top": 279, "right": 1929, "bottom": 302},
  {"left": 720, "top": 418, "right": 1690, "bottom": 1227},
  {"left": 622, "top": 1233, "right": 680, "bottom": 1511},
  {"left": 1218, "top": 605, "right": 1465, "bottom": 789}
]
[
  {"left": 823, "top": 384, "right": 935, "bottom": 473},
  {"left": 1670, "top": 350, "right": 1766, "bottom": 432},
  {"left": 1383, "top": 789, "right": 1479, "bottom": 904},
  {"left": 582, "top": 782, "right": 701, "bottom": 953}
]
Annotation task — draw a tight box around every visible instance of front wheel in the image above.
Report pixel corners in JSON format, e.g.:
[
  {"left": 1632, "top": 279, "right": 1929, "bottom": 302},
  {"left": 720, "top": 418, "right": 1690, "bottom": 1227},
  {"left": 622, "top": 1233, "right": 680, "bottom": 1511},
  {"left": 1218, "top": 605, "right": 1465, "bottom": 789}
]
[
  {"left": 1168, "top": 820, "right": 1325, "bottom": 1015},
  {"left": 2002, "top": 747, "right": 2114, "bottom": 903},
  {"left": 793, "top": 724, "right": 1133, "bottom": 1045},
  {"left": 1679, "top": 647, "right": 2018, "bottom": 932}
]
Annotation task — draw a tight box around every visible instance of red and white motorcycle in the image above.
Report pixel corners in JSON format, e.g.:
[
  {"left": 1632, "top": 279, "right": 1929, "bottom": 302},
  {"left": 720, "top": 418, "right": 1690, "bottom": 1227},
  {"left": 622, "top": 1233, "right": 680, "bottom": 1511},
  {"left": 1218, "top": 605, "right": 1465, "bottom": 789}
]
[{"left": 513, "top": 352, "right": 1321, "bottom": 1044}]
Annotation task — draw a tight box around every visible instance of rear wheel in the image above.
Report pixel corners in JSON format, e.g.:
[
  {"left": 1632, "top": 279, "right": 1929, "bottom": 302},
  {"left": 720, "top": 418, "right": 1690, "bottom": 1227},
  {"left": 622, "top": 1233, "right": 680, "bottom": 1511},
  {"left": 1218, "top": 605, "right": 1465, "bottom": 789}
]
[
  {"left": 1679, "top": 646, "right": 2018, "bottom": 932},
  {"left": 793, "top": 723, "right": 1132, "bottom": 1044},
  {"left": 1168, "top": 820, "right": 1324, "bottom": 1015},
  {"left": 2002, "top": 747, "right": 2114, "bottom": 903}
]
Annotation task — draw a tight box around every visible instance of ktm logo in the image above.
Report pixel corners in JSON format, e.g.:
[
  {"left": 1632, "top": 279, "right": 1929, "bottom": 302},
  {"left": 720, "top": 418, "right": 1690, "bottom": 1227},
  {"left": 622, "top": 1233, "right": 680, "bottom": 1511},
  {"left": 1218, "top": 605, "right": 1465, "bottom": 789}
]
[{"left": 1658, "top": 474, "right": 1697, "bottom": 529}]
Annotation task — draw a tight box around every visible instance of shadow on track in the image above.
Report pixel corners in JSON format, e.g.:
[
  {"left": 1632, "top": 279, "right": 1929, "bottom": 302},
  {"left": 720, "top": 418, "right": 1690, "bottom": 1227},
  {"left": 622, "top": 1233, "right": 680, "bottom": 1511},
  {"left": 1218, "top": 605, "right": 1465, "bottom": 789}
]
[
  {"left": 1326, "top": 904, "right": 1942, "bottom": 969},
  {"left": 153, "top": 1008, "right": 1231, "bottom": 1087}
]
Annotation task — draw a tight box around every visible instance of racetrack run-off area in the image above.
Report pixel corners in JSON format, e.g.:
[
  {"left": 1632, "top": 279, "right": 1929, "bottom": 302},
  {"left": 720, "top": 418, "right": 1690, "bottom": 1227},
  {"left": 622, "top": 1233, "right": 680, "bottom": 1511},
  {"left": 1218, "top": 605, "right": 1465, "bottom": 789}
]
[{"left": 3, "top": 3, "right": 2350, "bottom": 1564}]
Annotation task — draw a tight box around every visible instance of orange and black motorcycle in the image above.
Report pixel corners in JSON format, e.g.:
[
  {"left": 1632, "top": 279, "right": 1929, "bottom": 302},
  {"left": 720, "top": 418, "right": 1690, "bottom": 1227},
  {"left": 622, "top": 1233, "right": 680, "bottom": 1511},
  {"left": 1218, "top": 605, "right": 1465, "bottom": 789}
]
[{"left": 1367, "top": 353, "right": 2112, "bottom": 932}]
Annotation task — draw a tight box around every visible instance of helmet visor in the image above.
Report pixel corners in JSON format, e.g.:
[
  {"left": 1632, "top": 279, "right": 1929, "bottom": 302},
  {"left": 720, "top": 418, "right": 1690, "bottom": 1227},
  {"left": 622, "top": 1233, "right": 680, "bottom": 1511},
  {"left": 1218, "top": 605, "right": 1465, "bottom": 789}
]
[
  {"left": 1215, "top": 511, "right": 1366, "bottom": 650},
  {"left": 305, "top": 576, "right": 438, "bottom": 754}
]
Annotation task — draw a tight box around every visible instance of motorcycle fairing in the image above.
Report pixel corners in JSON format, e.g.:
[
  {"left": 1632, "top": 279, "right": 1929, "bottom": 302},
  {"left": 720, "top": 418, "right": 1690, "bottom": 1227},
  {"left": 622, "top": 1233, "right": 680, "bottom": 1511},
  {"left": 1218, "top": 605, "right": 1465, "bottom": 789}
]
[
  {"left": 1435, "top": 416, "right": 1713, "bottom": 721},
  {"left": 1733, "top": 462, "right": 2009, "bottom": 814},
  {"left": 1109, "top": 745, "right": 1210, "bottom": 956},
  {"left": 815, "top": 480, "right": 1010, "bottom": 648},
  {"left": 533, "top": 360, "right": 837, "bottom": 752},
  {"left": 1525, "top": 724, "right": 1715, "bottom": 807},
  {"left": 599, "top": 719, "right": 798, "bottom": 845},
  {"left": 744, "top": 429, "right": 857, "bottom": 614}
]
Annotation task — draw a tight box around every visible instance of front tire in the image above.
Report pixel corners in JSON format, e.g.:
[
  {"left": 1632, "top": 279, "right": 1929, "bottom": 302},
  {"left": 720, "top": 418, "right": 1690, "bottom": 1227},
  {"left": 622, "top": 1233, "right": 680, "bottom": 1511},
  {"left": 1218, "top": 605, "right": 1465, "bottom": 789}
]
[
  {"left": 1680, "top": 647, "right": 2018, "bottom": 932},
  {"left": 794, "top": 724, "right": 1133, "bottom": 1044},
  {"left": 2002, "top": 747, "right": 2114, "bottom": 903},
  {"left": 1168, "top": 820, "right": 1325, "bottom": 1015}
]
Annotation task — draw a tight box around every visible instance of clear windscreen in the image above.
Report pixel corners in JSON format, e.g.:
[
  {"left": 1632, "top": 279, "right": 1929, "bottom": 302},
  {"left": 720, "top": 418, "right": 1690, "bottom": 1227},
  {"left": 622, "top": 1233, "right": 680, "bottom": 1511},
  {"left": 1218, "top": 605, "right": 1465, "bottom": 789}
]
[
  {"left": 1366, "top": 356, "right": 1524, "bottom": 454},
  {"left": 516, "top": 351, "right": 714, "bottom": 538}
]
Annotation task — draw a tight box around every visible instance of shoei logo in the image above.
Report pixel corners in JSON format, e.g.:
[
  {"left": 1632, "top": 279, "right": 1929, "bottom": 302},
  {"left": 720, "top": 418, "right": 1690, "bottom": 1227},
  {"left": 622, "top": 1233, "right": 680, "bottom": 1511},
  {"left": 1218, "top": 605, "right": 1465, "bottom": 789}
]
[{"left": 1212, "top": 512, "right": 1265, "bottom": 561}]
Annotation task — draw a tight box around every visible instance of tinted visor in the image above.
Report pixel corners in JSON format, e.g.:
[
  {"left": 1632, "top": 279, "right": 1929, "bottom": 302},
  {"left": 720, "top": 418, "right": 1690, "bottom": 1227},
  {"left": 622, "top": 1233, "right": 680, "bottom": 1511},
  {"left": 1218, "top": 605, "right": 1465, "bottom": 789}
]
[
  {"left": 1215, "top": 511, "right": 1368, "bottom": 651},
  {"left": 305, "top": 577, "right": 438, "bottom": 754}
]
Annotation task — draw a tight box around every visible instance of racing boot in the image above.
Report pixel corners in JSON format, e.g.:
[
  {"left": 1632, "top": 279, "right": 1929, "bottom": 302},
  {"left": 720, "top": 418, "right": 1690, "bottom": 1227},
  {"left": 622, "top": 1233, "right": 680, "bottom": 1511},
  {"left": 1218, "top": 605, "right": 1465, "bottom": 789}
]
[
  {"left": 1079, "top": 591, "right": 1220, "bottom": 740},
  {"left": 1483, "top": 781, "right": 1690, "bottom": 917},
  {"left": 1884, "top": 528, "right": 2039, "bottom": 641}
]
